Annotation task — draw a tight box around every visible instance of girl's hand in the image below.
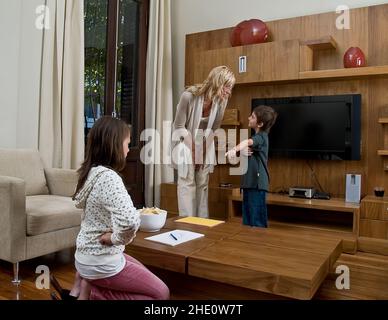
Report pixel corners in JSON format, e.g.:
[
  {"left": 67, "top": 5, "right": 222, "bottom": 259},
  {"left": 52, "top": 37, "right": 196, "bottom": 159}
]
[{"left": 99, "top": 232, "right": 113, "bottom": 246}]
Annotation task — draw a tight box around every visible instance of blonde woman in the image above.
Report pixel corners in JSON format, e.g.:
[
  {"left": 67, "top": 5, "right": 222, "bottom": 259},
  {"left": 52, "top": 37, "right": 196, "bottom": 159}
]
[{"left": 171, "top": 66, "right": 236, "bottom": 218}]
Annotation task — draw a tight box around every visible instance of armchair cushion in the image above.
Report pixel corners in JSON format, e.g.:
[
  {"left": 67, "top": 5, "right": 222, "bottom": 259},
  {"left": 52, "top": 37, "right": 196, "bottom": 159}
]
[
  {"left": 44, "top": 168, "right": 78, "bottom": 197},
  {"left": 26, "top": 195, "right": 82, "bottom": 236},
  {"left": 0, "top": 149, "right": 48, "bottom": 196}
]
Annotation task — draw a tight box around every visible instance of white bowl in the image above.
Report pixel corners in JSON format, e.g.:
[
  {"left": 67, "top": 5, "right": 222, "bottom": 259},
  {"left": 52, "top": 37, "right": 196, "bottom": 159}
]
[{"left": 138, "top": 209, "right": 167, "bottom": 232}]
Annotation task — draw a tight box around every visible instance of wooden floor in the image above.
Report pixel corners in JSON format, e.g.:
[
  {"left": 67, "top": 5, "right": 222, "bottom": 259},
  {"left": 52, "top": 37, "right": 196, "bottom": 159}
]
[{"left": 1, "top": 248, "right": 388, "bottom": 300}]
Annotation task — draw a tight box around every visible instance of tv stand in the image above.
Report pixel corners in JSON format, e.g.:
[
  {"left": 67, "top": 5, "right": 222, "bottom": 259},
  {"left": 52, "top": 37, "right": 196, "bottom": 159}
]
[{"left": 228, "top": 192, "right": 359, "bottom": 238}]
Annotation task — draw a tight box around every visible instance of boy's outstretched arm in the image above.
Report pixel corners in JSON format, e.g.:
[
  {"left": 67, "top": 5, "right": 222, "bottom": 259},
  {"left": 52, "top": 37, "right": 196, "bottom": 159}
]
[{"left": 225, "top": 138, "right": 253, "bottom": 159}]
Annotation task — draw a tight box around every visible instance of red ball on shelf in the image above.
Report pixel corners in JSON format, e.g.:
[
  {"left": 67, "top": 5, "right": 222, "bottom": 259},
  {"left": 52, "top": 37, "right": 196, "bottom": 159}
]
[
  {"left": 230, "top": 19, "right": 269, "bottom": 47},
  {"left": 343, "top": 47, "right": 366, "bottom": 68}
]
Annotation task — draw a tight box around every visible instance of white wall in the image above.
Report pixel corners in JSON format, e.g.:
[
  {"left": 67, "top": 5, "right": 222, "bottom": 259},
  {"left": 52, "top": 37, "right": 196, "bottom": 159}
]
[
  {"left": 0, "top": 0, "right": 44, "bottom": 149},
  {"left": 0, "top": 0, "right": 21, "bottom": 148},
  {"left": 2, "top": 0, "right": 388, "bottom": 148},
  {"left": 171, "top": 0, "right": 388, "bottom": 107}
]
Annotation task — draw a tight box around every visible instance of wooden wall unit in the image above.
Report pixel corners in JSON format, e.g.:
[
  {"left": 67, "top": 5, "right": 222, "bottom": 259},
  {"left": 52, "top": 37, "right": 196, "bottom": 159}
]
[
  {"left": 360, "top": 195, "right": 388, "bottom": 240},
  {"left": 185, "top": 4, "right": 388, "bottom": 198},
  {"left": 192, "top": 39, "right": 300, "bottom": 84},
  {"left": 377, "top": 110, "right": 388, "bottom": 170}
]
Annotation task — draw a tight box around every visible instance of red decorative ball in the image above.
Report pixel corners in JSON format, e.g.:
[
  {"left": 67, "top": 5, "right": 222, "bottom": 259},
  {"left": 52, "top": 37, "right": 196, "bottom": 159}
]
[
  {"left": 343, "top": 47, "right": 366, "bottom": 68},
  {"left": 230, "top": 19, "right": 269, "bottom": 47}
]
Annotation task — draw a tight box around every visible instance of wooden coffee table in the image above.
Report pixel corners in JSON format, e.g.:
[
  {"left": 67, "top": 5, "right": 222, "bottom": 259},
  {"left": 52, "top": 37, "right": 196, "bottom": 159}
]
[{"left": 126, "top": 217, "right": 342, "bottom": 299}]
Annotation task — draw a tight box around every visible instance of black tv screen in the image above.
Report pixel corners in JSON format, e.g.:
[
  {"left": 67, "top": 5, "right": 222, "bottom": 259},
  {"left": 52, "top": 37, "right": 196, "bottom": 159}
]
[{"left": 251, "top": 94, "right": 361, "bottom": 160}]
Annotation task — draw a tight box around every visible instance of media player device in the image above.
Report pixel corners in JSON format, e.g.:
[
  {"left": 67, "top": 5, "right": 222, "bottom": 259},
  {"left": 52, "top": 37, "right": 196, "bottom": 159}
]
[
  {"left": 289, "top": 187, "right": 315, "bottom": 199},
  {"left": 313, "top": 191, "right": 331, "bottom": 200}
]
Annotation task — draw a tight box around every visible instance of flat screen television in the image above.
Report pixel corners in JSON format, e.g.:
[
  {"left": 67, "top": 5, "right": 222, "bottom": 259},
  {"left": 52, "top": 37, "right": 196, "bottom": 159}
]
[{"left": 251, "top": 94, "right": 361, "bottom": 160}]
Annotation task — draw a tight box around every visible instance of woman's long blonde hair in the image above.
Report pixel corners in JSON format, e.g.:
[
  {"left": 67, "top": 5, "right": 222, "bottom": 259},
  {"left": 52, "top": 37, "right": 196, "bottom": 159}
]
[{"left": 186, "top": 66, "right": 235, "bottom": 102}]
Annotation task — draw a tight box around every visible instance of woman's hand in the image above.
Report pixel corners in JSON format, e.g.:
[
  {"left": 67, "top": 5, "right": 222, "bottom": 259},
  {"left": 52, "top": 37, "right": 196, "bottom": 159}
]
[
  {"left": 99, "top": 232, "right": 113, "bottom": 246},
  {"left": 240, "top": 146, "right": 253, "bottom": 156},
  {"left": 225, "top": 148, "right": 237, "bottom": 160}
]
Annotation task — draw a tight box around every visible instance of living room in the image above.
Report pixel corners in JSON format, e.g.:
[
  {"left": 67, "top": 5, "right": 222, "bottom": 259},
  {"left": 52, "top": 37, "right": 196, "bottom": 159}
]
[{"left": 1, "top": 0, "right": 388, "bottom": 307}]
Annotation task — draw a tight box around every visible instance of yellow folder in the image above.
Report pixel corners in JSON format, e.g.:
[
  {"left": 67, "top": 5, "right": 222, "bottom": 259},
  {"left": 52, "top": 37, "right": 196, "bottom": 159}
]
[{"left": 176, "top": 216, "right": 225, "bottom": 227}]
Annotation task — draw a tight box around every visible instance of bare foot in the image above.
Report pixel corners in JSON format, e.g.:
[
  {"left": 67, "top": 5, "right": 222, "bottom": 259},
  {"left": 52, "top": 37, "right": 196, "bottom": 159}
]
[
  {"left": 77, "top": 279, "right": 91, "bottom": 300},
  {"left": 69, "top": 272, "right": 82, "bottom": 298}
]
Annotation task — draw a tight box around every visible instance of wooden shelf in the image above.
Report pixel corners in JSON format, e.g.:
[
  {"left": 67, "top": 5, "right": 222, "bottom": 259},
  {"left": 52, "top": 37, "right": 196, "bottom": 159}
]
[
  {"left": 300, "top": 36, "right": 337, "bottom": 50},
  {"left": 377, "top": 150, "right": 388, "bottom": 156},
  {"left": 299, "top": 36, "right": 337, "bottom": 73},
  {"left": 378, "top": 115, "right": 388, "bottom": 170},
  {"left": 190, "top": 33, "right": 388, "bottom": 85},
  {"left": 269, "top": 218, "right": 353, "bottom": 233},
  {"left": 299, "top": 65, "right": 388, "bottom": 80},
  {"left": 299, "top": 36, "right": 388, "bottom": 81},
  {"left": 229, "top": 193, "right": 360, "bottom": 212},
  {"left": 228, "top": 65, "right": 388, "bottom": 85},
  {"left": 228, "top": 193, "right": 360, "bottom": 236}
]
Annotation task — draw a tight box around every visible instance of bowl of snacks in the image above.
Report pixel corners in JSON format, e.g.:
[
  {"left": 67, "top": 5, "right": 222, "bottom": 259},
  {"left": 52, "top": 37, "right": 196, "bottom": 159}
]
[{"left": 138, "top": 207, "right": 167, "bottom": 232}]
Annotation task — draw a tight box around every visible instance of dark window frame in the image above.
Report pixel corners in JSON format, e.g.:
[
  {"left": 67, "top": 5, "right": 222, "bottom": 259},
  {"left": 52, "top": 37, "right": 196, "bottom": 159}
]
[
  {"left": 105, "top": 0, "right": 118, "bottom": 114},
  {"left": 105, "top": 0, "right": 148, "bottom": 122},
  {"left": 85, "top": 0, "right": 149, "bottom": 207}
]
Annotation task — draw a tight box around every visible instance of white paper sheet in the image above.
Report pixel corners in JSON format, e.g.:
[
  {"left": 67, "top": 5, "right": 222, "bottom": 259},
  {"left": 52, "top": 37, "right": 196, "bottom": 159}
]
[{"left": 144, "top": 229, "right": 204, "bottom": 246}]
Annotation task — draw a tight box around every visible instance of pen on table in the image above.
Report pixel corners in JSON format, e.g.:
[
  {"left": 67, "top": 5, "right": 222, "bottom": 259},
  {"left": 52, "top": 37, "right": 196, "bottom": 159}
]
[{"left": 170, "top": 233, "right": 178, "bottom": 240}]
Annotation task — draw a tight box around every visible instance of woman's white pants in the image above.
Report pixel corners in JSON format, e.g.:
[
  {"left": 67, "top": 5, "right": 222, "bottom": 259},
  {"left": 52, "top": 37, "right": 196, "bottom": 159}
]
[{"left": 177, "top": 164, "right": 210, "bottom": 218}]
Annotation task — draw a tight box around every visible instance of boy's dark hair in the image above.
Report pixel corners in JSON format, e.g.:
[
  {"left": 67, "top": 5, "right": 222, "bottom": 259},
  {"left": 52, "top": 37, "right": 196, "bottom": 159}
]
[
  {"left": 253, "top": 105, "right": 278, "bottom": 133},
  {"left": 73, "top": 116, "right": 131, "bottom": 199}
]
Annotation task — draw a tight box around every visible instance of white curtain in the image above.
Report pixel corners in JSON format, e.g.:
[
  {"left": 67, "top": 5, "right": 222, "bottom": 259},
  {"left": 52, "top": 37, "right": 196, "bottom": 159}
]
[
  {"left": 145, "top": 0, "right": 174, "bottom": 207},
  {"left": 39, "top": 0, "right": 84, "bottom": 169}
]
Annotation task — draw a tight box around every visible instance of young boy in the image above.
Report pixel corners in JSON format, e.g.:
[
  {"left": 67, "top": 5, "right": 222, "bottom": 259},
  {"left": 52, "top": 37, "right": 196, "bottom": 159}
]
[{"left": 226, "top": 105, "right": 277, "bottom": 227}]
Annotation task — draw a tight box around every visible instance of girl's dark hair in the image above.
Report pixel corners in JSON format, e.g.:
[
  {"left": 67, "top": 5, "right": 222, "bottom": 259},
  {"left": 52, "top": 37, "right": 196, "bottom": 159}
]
[
  {"left": 73, "top": 116, "right": 131, "bottom": 198},
  {"left": 253, "top": 105, "right": 278, "bottom": 133}
]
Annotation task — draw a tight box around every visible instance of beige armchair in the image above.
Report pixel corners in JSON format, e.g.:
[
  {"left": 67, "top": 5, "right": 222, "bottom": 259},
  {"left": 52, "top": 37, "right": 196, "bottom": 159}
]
[{"left": 0, "top": 149, "right": 82, "bottom": 284}]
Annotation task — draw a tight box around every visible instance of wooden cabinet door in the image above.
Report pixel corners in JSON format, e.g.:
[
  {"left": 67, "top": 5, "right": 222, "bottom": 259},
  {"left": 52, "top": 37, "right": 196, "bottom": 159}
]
[
  {"left": 360, "top": 219, "right": 388, "bottom": 239},
  {"left": 191, "top": 46, "right": 243, "bottom": 85},
  {"left": 188, "top": 40, "right": 300, "bottom": 85},
  {"left": 361, "top": 198, "right": 388, "bottom": 220},
  {"left": 242, "top": 39, "right": 300, "bottom": 83},
  {"left": 361, "top": 200, "right": 384, "bottom": 219}
]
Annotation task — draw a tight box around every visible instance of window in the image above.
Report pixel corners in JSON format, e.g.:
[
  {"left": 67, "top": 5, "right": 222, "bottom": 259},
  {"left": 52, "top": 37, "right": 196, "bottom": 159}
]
[
  {"left": 116, "top": 0, "right": 141, "bottom": 145},
  {"left": 84, "top": 0, "right": 146, "bottom": 147},
  {"left": 84, "top": 0, "right": 148, "bottom": 207},
  {"left": 84, "top": 0, "right": 108, "bottom": 135}
]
